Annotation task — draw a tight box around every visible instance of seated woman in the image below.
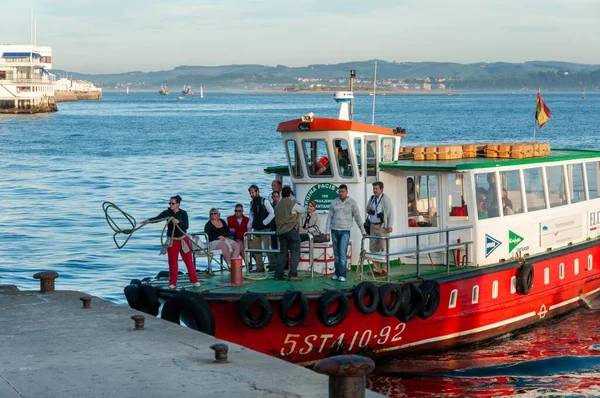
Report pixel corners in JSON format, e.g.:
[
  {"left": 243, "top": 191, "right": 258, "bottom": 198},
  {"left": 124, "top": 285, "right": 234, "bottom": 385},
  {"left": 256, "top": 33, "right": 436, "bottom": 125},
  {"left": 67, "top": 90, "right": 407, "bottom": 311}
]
[
  {"left": 299, "top": 200, "right": 321, "bottom": 241},
  {"left": 477, "top": 187, "right": 488, "bottom": 219},
  {"left": 204, "top": 207, "right": 241, "bottom": 265}
]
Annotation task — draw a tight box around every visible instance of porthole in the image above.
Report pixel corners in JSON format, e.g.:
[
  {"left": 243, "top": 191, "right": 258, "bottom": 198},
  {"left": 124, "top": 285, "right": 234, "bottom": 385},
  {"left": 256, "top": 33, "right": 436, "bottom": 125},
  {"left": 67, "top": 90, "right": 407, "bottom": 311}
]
[
  {"left": 575, "top": 258, "right": 580, "bottom": 275},
  {"left": 544, "top": 267, "right": 550, "bottom": 285},
  {"left": 492, "top": 281, "right": 498, "bottom": 299},
  {"left": 471, "top": 286, "right": 479, "bottom": 304},
  {"left": 510, "top": 277, "right": 516, "bottom": 294},
  {"left": 588, "top": 255, "right": 593, "bottom": 271},
  {"left": 559, "top": 263, "right": 565, "bottom": 280},
  {"left": 449, "top": 289, "right": 458, "bottom": 308}
]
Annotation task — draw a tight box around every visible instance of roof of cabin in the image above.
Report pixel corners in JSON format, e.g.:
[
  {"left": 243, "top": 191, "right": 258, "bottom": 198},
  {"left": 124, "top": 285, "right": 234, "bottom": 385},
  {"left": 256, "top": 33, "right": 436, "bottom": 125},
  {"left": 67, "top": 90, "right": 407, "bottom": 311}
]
[
  {"left": 277, "top": 117, "right": 395, "bottom": 136},
  {"left": 381, "top": 149, "right": 600, "bottom": 171}
]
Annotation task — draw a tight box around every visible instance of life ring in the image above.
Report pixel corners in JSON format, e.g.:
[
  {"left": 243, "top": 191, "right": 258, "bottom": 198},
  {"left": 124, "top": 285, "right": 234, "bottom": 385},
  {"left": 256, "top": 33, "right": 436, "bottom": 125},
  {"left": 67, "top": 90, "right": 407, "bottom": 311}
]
[
  {"left": 353, "top": 281, "right": 379, "bottom": 314},
  {"left": 130, "top": 279, "right": 141, "bottom": 286},
  {"left": 238, "top": 293, "right": 272, "bottom": 329},
  {"left": 317, "top": 291, "right": 350, "bottom": 327},
  {"left": 137, "top": 284, "right": 161, "bottom": 316},
  {"left": 279, "top": 291, "right": 309, "bottom": 327},
  {"left": 395, "top": 282, "right": 423, "bottom": 322},
  {"left": 516, "top": 262, "right": 534, "bottom": 294},
  {"left": 161, "top": 291, "right": 216, "bottom": 335},
  {"left": 418, "top": 280, "right": 441, "bottom": 319},
  {"left": 124, "top": 284, "right": 142, "bottom": 311},
  {"left": 377, "top": 283, "right": 402, "bottom": 317}
]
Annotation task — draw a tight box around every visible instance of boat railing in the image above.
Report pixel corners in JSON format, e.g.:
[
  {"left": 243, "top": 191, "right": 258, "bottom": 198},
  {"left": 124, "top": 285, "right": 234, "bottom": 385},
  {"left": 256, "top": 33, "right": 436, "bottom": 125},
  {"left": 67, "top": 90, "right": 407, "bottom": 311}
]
[
  {"left": 4, "top": 77, "right": 56, "bottom": 84},
  {"left": 360, "top": 225, "right": 473, "bottom": 281},
  {"left": 243, "top": 231, "right": 315, "bottom": 278}
]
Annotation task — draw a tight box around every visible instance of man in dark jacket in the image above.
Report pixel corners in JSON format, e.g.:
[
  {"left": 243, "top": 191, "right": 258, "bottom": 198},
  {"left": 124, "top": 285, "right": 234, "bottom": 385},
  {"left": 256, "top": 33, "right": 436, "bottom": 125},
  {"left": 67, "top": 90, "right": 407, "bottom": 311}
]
[{"left": 274, "top": 186, "right": 305, "bottom": 281}]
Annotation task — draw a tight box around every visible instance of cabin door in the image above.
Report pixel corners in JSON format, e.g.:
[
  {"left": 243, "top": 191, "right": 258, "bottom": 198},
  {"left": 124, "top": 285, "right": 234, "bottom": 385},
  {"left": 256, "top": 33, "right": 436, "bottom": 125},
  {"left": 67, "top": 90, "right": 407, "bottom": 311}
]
[{"left": 363, "top": 136, "right": 378, "bottom": 202}]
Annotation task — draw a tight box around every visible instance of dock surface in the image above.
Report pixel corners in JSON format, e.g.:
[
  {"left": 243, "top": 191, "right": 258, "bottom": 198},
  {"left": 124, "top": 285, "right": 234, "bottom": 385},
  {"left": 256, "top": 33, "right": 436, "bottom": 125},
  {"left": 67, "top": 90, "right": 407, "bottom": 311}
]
[{"left": 0, "top": 286, "right": 382, "bottom": 398}]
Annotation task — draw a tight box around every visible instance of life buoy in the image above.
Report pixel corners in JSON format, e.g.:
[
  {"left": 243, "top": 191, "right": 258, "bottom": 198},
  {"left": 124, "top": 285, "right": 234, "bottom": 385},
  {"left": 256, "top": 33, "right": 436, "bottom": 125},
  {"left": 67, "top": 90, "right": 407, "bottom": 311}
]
[
  {"left": 418, "top": 280, "right": 440, "bottom": 319},
  {"left": 124, "top": 284, "right": 142, "bottom": 311},
  {"left": 317, "top": 291, "right": 350, "bottom": 327},
  {"left": 377, "top": 283, "right": 402, "bottom": 317},
  {"left": 395, "top": 282, "right": 423, "bottom": 322},
  {"left": 353, "top": 281, "right": 379, "bottom": 314},
  {"left": 238, "top": 293, "right": 272, "bottom": 329},
  {"left": 137, "top": 284, "right": 161, "bottom": 316},
  {"left": 279, "top": 291, "right": 309, "bottom": 327},
  {"left": 161, "top": 291, "right": 216, "bottom": 335},
  {"left": 516, "top": 262, "right": 534, "bottom": 294},
  {"left": 130, "top": 279, "right": 141, "bottom": 286}
]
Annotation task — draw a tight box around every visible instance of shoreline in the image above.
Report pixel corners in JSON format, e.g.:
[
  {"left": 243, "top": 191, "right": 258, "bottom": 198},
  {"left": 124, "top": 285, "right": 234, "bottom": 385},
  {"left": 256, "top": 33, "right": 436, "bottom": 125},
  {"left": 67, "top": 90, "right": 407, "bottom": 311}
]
[{"left": 100, "top": 89, "right": 589, "bottom": 95}]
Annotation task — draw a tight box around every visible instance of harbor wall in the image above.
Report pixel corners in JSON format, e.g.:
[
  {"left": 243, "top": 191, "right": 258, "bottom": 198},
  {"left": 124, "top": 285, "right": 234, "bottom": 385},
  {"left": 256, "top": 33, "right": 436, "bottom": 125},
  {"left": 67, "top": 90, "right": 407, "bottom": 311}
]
[
  {"left": 55, "top": 90, "right": 102, "bottom": 102},
  {"left": 0, "top": 95, "right": 57, "bottom": 114}
]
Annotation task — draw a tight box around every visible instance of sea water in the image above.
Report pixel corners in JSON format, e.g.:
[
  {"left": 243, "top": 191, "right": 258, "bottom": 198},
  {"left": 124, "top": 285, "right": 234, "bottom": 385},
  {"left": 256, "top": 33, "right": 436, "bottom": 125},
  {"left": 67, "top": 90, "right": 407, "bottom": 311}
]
[{"left": 1, "top": 92, "right": 599, "bottom": 396}]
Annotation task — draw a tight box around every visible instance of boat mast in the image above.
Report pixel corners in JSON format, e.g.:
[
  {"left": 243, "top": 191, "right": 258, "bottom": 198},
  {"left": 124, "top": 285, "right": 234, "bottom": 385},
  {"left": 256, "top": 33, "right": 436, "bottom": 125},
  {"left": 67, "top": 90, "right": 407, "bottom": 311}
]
[
  {"left": 371, "top": 61, "right": 377, "bottom": 125},
  {"left": 349, "top": 69, "right": 355, "bottom": 120}
]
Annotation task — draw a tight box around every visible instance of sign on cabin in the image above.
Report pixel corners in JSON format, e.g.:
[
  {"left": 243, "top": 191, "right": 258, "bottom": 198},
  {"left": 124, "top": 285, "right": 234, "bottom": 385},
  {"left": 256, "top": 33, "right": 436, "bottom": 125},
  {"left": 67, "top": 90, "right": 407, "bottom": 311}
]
[
  {"left": 304, "top": 183, "right": 339, "bottom": 210},
  {"left": 540, "top": 214, "right": 583, "bottom": 247}
]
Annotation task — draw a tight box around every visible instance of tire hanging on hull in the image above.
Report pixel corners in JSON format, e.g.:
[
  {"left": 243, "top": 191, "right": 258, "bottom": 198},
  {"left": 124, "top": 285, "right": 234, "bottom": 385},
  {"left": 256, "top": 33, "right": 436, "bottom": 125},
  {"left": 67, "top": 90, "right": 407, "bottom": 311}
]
[
  {"left": 238, "top": 293, "right": 272, "bottom": 329},
  {"left": 353, "top": 282, "right": 379, "bottom": 314},
  {"left": 161, "top": 291, "right": 216, "bottom": 335},
  {"left": 516, "top": 262, "right": 534, "bottom": 294},
  {"left": 317, "top": 291, "right": 350, "bottom": 327},
  {"left": 395, "top": 282, "right": 423, "bottom": 322},
  {"left": 279, "top": 291, "right": 309, "bottom": 327},
  {"left": 377, "top": 283, "right": 402, "bottom": 317},
  {"left": 417, "top": 280, "right": 440, "bottom": 319}
]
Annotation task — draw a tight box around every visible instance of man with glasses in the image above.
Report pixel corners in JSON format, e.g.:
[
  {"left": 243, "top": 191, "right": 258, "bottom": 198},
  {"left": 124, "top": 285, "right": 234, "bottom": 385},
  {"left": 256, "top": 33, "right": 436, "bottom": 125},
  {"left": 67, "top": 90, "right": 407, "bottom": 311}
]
[
  {"left": 227, "top": 204, "right": 250, "bottom": 262},
  {"left": 141, "top": 195, "right": 200, "bottom": 289}
]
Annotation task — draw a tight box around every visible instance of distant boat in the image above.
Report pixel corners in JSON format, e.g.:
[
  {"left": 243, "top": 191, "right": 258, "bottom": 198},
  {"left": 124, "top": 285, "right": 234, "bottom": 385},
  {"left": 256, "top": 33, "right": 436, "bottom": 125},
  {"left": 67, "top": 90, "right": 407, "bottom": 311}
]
[
  {"left": 182, "top": 85, "right": 194, "bottom": 96},
  {"left": 177, "top": 96, "right": 184, "bottom": 100},
  {"left": 126, "top": 86, "right": 129, "bottom": 95},
  {"left": 583, "top": 89, "right": 586, "bottom": 100},
  {"left": 200, "top": 86, "right": 204, "bottom": 99},
  {"left": 159, "top": 84, "right": 170, "bottom": 95}
]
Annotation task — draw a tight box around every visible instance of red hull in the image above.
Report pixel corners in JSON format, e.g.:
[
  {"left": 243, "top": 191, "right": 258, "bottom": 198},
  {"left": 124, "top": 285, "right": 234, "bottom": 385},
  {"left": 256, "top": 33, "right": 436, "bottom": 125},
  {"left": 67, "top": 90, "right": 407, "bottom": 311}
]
[{"left": 207, "top": 243, "right": 600, "bottom": 365}]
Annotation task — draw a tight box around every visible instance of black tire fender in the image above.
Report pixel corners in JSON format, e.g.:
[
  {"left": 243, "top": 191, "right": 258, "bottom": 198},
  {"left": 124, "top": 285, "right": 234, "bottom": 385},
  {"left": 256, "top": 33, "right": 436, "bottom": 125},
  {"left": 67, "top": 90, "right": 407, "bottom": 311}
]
[
  {"left": 353, "top": 281, "right": 379, "bottom": 314},
  {"left": 156, "top": 270, "right": 170, "bottom": 279},
  {"left": 130, "top": 279, "right": 141, "bottom": 286},
  {"left": 418, "top": 280, "right": 441, "bottom": 319},
  {"left": 238, "top": 293, "right": 272, "bottom": 329},
  {"left": 137, "top": 284, "right": 161, "bottom": 316},
  {"left": 279, "top": 291, "right": 309, "bottom": 327},
  {"left": 317, "top": 291, "right": 350, "bottom": 327},
  {"left": 377, "top": 283, "right": 402, "bottom": 317},
  {"left": 396, "top": 282, "right": 423, "bottom": 322},
  {"left": 161, "top": 291, "right": 216, "bottom": 335},
  {"left": 124, "top": 284, "right": 142, "bottom": 311},
  {"left": 516, "top": 263, "right": 534, "bottom": 294}
]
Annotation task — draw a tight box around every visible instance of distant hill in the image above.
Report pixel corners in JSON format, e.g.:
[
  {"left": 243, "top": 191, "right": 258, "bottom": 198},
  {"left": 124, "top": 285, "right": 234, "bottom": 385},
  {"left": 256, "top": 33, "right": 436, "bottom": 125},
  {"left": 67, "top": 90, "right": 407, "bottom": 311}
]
[{"left": 51, "top": 60, "right": 600, "bottom": 92}]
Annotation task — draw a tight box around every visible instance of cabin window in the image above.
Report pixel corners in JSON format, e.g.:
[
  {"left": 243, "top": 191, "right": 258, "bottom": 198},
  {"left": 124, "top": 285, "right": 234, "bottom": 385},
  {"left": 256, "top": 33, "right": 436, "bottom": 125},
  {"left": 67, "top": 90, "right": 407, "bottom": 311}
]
[
  {"left": 499, "top": 170, "right": 523, "bottom": 215},
  {"left": 302, "top": 139, "right": 332, "bottom": 177},
  {"left": 492, "top": 281, "right": 499, "bottom": 299},
  {"left": 523, "top": 167, "right": 546, "bottom": 211},
  {"left": 448, "top": 174, "right": 469, "bottom": 220},
  {"left": 559, "top": 262, "right": 565, "bottom": 279},
  {"left": 353, "top": 138, "right": 362, "bottom": 177},
  {"left": 510, "top": 277, "right": 517, "bottom": 294},
  {"left": 409, "top": 175, "right": 438, "bottom": 227},
  {"left": 569, "top": 163, "right": 585, "bottom": 203},
  {"left": 366, "top": 140, "right": 377, "bottom": 177},
  {"left": 544, "top": 267, "right": 550, "bottom": 284},
  {"left": 0, "top": 71, "right": 6, "bottom": 80},
  {"left": 475, "top": 172, "right": 499, "bottom": 220},
  {"left": 449, "top": 289, "right": 458, "bottom": 308},
  {"left": 285, "top": 140, "right": 303, "bottom": 178},
  {"left": 546, "top": 165, "right": 567, "bottom": 208},
  {"left": 586, "top": 162, "right": 599, "bottom": 200},
  {"left": 471, "top": 285, "right": 479, "bottom": 304},
  {"left": 380, "top": 137, "right": 395, "bottom": 162},
  {"left": 333, "top": 139, "right": 353, "bottom": 177},
  {"left": 588, "top": 254, "right": 593, "bottom": 270},
  {"left": 574, "top": 258, "right": 580, "bottom": 275}
]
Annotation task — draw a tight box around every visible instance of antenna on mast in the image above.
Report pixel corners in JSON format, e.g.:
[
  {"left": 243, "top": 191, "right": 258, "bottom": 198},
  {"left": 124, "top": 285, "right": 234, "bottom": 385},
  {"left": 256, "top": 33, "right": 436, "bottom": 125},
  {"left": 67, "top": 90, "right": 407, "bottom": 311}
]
[
  {"left": 371, "top": 61, "right": 377, "bottom": 125},
  {"left": 349, "top": 69, "right": 356, "bottom": 120}
]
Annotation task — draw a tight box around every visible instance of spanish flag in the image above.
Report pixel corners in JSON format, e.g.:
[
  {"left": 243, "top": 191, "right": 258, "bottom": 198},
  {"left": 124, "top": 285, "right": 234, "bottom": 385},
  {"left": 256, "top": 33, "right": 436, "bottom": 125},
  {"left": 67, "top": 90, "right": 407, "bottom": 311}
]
[{"left": 535, "top": 91, "right": 552, "bottom": 128}]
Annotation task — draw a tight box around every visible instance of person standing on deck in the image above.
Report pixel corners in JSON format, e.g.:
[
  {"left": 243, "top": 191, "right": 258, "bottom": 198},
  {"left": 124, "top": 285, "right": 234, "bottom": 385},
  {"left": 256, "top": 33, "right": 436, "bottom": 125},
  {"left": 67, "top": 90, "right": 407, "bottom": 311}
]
[
  {"left": 141, "top": 195, "right": 200, "bottom": 289},
  {"left": 325, "top": 184, "right": 366, "bottom": 282},
  {"left": 485, "top": 172, "right": 499, "bottom": 217},
  {"left": 248, "top": 184, "right": 275, "bottom": 272},
  {"left": 366, "top": 181, "right": 394, "bottom": 275},
  {"left": 268, "top": 190, "right": 281, "bottom": 269},
  {"left": 274, "top": 186, "right": 305, "bottom": 281}
]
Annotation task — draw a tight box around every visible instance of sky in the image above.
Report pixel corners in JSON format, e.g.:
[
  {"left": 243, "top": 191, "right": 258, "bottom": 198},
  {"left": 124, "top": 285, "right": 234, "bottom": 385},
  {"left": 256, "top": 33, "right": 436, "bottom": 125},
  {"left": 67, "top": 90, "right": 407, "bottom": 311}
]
[{"left": 3, "top": 0, "right": 600, "bottom": 74}]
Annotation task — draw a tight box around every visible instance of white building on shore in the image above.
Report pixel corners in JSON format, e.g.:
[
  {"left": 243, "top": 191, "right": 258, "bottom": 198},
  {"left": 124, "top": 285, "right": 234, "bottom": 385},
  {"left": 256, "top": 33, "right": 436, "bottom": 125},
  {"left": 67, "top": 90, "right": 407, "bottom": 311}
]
[{"left": 0, "top": 44, "right": 57, "bottom": 113}]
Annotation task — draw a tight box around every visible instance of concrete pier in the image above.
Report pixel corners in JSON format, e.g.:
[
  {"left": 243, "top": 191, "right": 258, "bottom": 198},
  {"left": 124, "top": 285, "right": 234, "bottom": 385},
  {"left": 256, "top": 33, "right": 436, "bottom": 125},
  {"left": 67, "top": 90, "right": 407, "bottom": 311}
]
[{"left": 0, "top": 286, "right": 382, "bottom": 398}]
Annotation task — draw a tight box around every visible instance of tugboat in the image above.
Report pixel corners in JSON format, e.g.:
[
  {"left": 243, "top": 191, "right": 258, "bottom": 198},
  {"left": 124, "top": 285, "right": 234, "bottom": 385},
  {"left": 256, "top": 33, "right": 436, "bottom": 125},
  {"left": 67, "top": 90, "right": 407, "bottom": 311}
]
[
  {"left": 122, "top": 71, "right": 600, "bottom": 366},
  {"left": 158, "top": 84, "right": 170, "bottom": 95}
]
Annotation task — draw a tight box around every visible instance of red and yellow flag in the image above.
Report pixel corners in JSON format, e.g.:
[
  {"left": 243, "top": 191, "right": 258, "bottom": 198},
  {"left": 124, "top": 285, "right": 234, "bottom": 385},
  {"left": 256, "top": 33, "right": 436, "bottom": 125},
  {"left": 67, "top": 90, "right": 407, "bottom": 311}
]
[{"left": 535, "top": 91, "right": 552, "bottom": 128}]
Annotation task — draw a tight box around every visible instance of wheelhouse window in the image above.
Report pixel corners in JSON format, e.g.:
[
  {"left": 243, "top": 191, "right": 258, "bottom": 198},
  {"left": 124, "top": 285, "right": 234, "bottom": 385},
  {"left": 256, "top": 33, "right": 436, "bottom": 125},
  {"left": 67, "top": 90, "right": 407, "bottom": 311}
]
[
  {"left": 381, "top": 137, "right": 395, "bottom": 162},
  {"left": 333, "top": 139, "right": 353, "bottom": 177},
  {"left": 353, "top": 138, "right": 362, "bottom": 177},
  {"left": 523, "top": 167, "right": 546, "bottom": 211},
  {"left": 408, "top": 175, "right": 438, "bottom": 227},
  {"left": 366, "top": 140, "right": 377, "bottom": 177},
  {"left": 546, "top": 165, "right": 567, "bottom": 208},
  {"left": 499, "top": 170, "right": 522, "bottom": 215},
  {"left": 302, "top": 139, "right": 332, "bottom": 177},
  {"left": 475, "top": 172, "right": 499, "bottom": 220},
  {"left": 285, "top": 140, "right": 303, "bottom": 178},
  {"left": 448, "top": 173, "right": 469, "bottom": 220},
  {"left": 586, "top": 162, "right": 599, "bottom": 200},
  {"left": 569, "top": 163, "right": 585, "bottom": 203}
]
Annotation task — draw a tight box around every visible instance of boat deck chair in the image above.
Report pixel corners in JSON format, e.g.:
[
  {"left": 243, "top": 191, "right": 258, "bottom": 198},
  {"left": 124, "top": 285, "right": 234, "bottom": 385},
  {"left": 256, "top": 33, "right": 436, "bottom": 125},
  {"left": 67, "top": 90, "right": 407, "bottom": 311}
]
[{"left": 190, "top": 233, "right": 225, "bottom": 273}]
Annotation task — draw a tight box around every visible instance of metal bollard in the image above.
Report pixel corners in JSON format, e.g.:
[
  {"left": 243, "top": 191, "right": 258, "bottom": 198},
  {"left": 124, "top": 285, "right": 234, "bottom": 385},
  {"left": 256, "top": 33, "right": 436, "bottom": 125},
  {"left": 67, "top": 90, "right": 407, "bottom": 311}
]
[
  {"left": 131, "top": 315, "right": 145, "bottom": 330},
  {"left": 313, "top": 355, "right": 375, "bottom": 398},
  {"left": 80, "top": 296, "right": 92, "bottom": 309},
  {"left": 210, "top": 343, "right": 229, "bottom": 363},
  {"left": 33, "top": 271, "right": 59, "bottom": 293}
]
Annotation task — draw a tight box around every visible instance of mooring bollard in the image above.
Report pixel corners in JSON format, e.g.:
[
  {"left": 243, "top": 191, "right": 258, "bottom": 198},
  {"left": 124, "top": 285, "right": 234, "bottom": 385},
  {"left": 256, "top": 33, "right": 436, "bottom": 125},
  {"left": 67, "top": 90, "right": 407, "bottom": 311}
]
[
  {"left": 131, "top": 315, "right": 145, "bottom": 330},
  {"left": 33, "top": 271, "right": 59, "bottom": 293},
  {"left": 80, "top": 296, "right": 92, "bottom": 309},
  {"left": 210, "top": 343, "right": 229, "bottom": 363},
  {"left": 313, "top": 355, "right": 375, "bottom": 398}
]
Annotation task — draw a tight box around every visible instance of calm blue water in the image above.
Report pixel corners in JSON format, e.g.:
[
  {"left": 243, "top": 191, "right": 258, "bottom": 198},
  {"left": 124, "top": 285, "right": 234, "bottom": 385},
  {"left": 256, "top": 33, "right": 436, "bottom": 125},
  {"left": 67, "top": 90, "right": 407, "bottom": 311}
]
[{"left": 1, "top": 91, "right": 599, "bottom": 396}]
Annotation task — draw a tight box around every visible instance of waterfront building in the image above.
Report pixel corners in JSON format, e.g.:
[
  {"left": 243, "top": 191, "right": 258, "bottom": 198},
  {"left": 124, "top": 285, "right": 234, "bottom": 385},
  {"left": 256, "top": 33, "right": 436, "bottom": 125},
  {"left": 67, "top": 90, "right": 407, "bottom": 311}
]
[{"left": 0, "top": 44, "right": 57, "bottom": 114}]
